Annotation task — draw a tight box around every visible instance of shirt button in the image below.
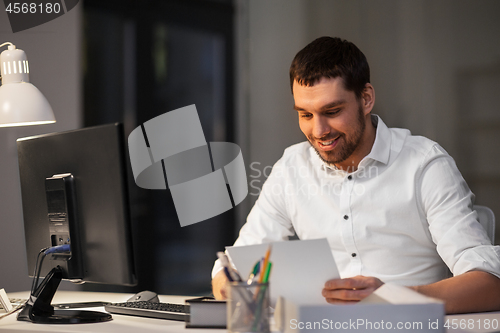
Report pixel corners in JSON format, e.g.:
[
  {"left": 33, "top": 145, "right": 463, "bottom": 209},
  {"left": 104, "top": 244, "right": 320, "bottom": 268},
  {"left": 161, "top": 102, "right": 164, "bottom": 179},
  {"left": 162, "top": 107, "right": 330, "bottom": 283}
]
[
  {"left": 348, "top": 175, "right": 352, "bottom": 180},
  {"left": 343, "top": 215, "right": 349, "bottom": 220},
  {"left": 351, "top": 253, "right": 357, "bottom": 257}
]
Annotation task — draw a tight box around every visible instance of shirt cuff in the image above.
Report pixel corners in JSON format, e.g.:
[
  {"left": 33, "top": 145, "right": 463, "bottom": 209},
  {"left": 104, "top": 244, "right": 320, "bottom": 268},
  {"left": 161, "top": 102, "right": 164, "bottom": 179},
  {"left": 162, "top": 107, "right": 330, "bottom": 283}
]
[
  {"left": 211, "top": 258, "right": 224, "bottom": 279},
  {"left": 452, "top": 245, "right": 500, "bottom": 279}
]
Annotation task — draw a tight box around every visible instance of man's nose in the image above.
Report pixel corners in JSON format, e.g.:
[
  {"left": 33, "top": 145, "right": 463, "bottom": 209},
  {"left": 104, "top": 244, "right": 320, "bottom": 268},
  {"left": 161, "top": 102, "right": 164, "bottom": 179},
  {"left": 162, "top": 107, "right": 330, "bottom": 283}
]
[{"left": 313, "top": 118, "right": 330, "bottom": 139}]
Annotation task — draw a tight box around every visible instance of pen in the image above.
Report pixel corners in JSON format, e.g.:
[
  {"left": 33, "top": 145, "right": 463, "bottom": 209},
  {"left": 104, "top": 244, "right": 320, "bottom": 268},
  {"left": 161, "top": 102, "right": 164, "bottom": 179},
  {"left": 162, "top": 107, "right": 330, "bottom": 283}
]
[
  {"left": 224, "top": 267, "right": 234, "bottom": 282},
  {"left": 217, "top": 252, "right": 255, "bottom": 327},
  {"left": 259, "top": 258, "right": 264, "bottom": 281},
  {"left": 262, "top": 262, "right": 272, "bottom": 283},
  {"left": 247, "top": 259, "right": 262, "bottom": 285},
  {"left": 217, "top": 252, "right": 242, "bottom": 282}
]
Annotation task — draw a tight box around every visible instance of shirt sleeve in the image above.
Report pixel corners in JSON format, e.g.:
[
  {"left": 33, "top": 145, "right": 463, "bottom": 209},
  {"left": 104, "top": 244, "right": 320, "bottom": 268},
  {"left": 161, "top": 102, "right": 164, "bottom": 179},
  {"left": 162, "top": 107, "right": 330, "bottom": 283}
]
[
  {"left": 418, "top": 144, "right": 500, "bottom": 279},
  {"left": 211, "top": 156, "right": 295, "bottom": 278}
]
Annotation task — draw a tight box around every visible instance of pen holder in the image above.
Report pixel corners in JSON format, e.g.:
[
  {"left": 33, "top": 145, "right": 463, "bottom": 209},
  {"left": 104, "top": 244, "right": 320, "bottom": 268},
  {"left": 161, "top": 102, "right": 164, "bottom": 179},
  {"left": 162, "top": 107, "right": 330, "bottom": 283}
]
[{"left": 227, "top": 281, "right": 270, "bottom": 333}]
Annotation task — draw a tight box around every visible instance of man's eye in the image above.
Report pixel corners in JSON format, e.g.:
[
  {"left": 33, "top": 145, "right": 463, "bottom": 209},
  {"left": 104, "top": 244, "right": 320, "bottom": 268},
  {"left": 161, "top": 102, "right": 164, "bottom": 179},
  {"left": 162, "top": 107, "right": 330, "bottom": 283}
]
[
  {"left": 300, "top": 114, "right": 312, "bottom": 118},
  {"left": 326, "top": 109, "right": 340, "bottom": 115}
]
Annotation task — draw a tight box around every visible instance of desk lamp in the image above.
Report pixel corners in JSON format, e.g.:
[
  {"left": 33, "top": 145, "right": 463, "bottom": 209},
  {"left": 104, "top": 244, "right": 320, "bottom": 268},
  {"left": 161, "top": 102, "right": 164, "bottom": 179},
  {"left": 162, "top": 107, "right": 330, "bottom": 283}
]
[{"left": 0, "top": 42, "right": 55, "bottom": 127}]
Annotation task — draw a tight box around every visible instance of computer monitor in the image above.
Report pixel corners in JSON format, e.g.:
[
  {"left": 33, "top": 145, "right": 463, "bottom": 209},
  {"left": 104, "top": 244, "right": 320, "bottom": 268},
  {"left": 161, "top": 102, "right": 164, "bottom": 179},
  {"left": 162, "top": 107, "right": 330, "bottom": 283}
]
[{"left": 16, "top": 123, "right": 137, "bottom": 323}]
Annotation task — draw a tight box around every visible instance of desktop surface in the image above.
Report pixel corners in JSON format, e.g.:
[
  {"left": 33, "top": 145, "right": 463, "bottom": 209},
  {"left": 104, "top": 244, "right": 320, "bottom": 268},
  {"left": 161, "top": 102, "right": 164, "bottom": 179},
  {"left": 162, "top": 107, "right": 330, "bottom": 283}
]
[
  {"left": 0, "top": 291, "right": 224, "bottom": 333},
  {"left": 1, "top": 291, "right": 500, "bottom": 333}
]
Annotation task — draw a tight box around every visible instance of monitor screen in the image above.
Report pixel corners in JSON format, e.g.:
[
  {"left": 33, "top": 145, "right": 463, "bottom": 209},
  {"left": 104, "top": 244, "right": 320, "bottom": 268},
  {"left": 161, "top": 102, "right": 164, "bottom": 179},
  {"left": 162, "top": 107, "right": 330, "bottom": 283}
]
[{"left": 17, "top": 123, "right": 136, "bottom": 287}]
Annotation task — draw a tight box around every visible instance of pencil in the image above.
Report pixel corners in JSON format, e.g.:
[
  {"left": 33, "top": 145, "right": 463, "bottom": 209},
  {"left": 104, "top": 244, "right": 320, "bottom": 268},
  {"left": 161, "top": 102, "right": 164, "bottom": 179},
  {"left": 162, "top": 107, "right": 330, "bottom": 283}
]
[{"left": 258, "top": 245, "right": 272, "bottom": 284}]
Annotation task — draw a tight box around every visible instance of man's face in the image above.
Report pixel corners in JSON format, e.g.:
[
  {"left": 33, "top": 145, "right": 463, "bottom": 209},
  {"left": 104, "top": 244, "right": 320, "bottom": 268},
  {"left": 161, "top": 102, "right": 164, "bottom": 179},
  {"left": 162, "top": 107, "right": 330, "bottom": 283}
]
[{"left": 293, "top": 77, "right": 367, "bottom": 167}]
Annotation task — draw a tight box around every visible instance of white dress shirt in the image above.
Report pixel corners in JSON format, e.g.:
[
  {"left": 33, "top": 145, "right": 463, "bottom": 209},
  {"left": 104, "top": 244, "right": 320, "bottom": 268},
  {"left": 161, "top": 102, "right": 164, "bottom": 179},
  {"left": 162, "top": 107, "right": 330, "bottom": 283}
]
[{"left": 213, "top": 115, "right": 500, "bottom": 286}]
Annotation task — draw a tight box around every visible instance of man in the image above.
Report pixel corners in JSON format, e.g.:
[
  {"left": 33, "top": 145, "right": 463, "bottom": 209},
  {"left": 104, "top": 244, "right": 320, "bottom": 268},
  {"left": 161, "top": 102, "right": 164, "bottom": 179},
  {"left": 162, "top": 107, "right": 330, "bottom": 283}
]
[{"left": 212, "top": 37, "right": 500, "bottom": 314}]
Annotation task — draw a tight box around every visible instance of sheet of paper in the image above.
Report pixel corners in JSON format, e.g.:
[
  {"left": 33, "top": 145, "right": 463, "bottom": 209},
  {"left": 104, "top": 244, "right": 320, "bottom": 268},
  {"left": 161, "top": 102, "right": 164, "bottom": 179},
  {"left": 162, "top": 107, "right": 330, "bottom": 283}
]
[
  {"left": 226, "top": 238, "right": 339, "bottom": 304},
  {"left": 360, "top": 283, "right": 443, "bottom": 305},
  {"left": 0, "top": 288, "right": 12, "bottom": 313}
]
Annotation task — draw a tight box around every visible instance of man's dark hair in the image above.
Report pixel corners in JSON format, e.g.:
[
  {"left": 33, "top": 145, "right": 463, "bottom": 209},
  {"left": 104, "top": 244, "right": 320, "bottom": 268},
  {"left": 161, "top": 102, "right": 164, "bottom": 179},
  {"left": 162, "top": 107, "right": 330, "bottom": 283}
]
[{"left": 289, "top": 37, "right": 370, "bottom": 99}]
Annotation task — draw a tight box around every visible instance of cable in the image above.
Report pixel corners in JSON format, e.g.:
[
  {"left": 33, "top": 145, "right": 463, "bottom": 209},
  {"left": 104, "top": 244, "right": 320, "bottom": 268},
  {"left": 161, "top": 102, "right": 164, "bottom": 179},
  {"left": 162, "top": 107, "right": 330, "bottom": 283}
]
[
  {"left": 30, "top": 248, "right": 48, "bottom": 295},
  {"left": 44, "top": 244, "right": 70, "bottom": 255},
  {"left": 0, "top": 303, "right": 24, "bottom": 320},
  {"left": 30, "top": 245, "right": 71, "bottom": 295}
]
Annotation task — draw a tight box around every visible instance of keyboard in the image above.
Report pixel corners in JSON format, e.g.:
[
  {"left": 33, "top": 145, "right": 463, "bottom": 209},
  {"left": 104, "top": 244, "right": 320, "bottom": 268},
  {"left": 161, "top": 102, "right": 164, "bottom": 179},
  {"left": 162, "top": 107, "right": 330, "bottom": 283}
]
[{"left": 104, "top": 301, "right": 188, "bottom": 321}]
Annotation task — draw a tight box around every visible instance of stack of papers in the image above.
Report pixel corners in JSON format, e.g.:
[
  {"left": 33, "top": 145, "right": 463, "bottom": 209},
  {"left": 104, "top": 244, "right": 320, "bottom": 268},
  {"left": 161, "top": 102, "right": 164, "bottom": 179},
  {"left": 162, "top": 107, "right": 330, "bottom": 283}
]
[{"left": 278, "top": 284, "right": 444, "bottom": 333}]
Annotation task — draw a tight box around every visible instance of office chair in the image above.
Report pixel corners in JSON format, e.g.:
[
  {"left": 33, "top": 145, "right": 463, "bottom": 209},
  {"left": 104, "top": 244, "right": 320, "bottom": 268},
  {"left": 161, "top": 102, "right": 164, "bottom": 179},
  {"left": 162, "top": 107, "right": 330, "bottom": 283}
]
[{"left": 474, "top": 205, "right": 496, "bottom": 244}]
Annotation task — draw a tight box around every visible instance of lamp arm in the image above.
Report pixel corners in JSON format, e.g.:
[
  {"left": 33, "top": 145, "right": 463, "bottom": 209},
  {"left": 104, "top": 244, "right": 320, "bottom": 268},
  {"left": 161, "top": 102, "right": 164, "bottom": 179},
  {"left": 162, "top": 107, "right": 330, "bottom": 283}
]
[{"left": 0, "top": 42, "right": 14, "bottom": 49}]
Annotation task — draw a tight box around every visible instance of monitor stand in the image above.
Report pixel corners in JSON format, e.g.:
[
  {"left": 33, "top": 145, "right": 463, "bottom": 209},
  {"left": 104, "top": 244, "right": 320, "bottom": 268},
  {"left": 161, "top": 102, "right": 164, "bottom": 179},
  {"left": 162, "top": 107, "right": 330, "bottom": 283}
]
[{"left": 17, "top": 266, "right": 112, "bottom": 324}]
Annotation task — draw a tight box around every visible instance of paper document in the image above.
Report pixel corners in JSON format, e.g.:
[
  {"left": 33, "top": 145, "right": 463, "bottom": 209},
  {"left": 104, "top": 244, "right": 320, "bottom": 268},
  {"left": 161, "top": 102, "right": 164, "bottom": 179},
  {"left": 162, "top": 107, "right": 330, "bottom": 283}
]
[
  {"left": 226, "top": 238, "right": 339, "bottom": 304},
  {"left": 360, "top": 283, "right": 443, "bottom": 305},
  {"left": 280, "top": 284, "right": 444, "bottom": 333},
  {"left": 0, "top": 289, "right": 12, "bottom": 313}
]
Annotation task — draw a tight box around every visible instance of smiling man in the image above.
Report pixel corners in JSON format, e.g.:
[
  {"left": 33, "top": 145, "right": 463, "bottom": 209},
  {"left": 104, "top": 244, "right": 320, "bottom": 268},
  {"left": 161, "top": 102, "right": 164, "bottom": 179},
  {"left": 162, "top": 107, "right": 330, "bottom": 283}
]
[{"left": 212, "top": 37, "right": 500, "bottom": 314}]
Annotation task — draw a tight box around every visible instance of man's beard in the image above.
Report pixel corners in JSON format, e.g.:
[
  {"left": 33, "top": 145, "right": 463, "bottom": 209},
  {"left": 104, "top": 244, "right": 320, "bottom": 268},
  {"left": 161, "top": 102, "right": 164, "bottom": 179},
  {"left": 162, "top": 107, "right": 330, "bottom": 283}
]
[{"left": 308, "top": 105, "right": 366, "bottom": 167}]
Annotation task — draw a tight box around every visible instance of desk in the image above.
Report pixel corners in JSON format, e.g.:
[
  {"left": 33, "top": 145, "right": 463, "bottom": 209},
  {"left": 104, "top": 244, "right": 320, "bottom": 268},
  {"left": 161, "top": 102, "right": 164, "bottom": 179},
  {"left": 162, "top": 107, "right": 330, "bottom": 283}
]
[
  {"left": 0, "top": 291, "right": 226, "bottom": 333},
  {"left": 446, "top": 312, "right": 500, "bottom": 333},
  {"left": 1, "top": 291, "right": 500, "bottom": 332}
]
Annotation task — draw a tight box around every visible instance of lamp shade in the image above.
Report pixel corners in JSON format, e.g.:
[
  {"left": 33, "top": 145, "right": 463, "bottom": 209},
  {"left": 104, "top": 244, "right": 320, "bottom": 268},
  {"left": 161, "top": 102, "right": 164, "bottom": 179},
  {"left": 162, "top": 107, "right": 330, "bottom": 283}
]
[
  {"left": 0, "top": 82, "right": 55, "bottom": 127},
  {"left": 0, "top": 44, "right": 55, "bottom": 127}
]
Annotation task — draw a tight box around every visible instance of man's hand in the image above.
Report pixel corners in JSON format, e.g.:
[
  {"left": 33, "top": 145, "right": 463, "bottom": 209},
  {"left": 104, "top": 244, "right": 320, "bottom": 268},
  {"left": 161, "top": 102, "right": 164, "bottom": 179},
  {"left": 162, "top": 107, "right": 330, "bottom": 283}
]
[
  {"left": 322, "top": 275, "right": 384, "bottom": 304},
  {"left": 212, "top": 270, "right": 229, "bottom": 300}
]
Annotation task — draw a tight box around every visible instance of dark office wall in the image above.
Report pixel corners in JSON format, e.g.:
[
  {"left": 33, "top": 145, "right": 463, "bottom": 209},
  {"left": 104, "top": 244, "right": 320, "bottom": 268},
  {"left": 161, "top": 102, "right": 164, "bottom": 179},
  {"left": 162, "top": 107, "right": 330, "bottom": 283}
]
[
  {"left": 0, "top": 5, "right": 82, "bottom": 292},
  {"left": 81, "top": 0, "right": 236, "bottom": 295}
]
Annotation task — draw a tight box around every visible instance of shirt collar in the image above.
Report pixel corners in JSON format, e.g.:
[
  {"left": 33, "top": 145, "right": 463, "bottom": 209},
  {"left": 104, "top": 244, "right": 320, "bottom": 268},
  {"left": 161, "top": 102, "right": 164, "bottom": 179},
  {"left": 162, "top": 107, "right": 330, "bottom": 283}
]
[
  {"left": 362, "top": 114, "right": 391, "bottom": 166},
  {"left": 314, "top": 114, "right": 392, "bottom": 172}
]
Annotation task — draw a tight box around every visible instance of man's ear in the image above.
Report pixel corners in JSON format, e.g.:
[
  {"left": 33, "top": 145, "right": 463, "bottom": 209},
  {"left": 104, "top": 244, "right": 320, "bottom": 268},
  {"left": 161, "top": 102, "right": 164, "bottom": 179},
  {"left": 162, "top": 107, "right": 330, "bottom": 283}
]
[{"left": 361, "top": 83, "right": 375, "bottom": 115}]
